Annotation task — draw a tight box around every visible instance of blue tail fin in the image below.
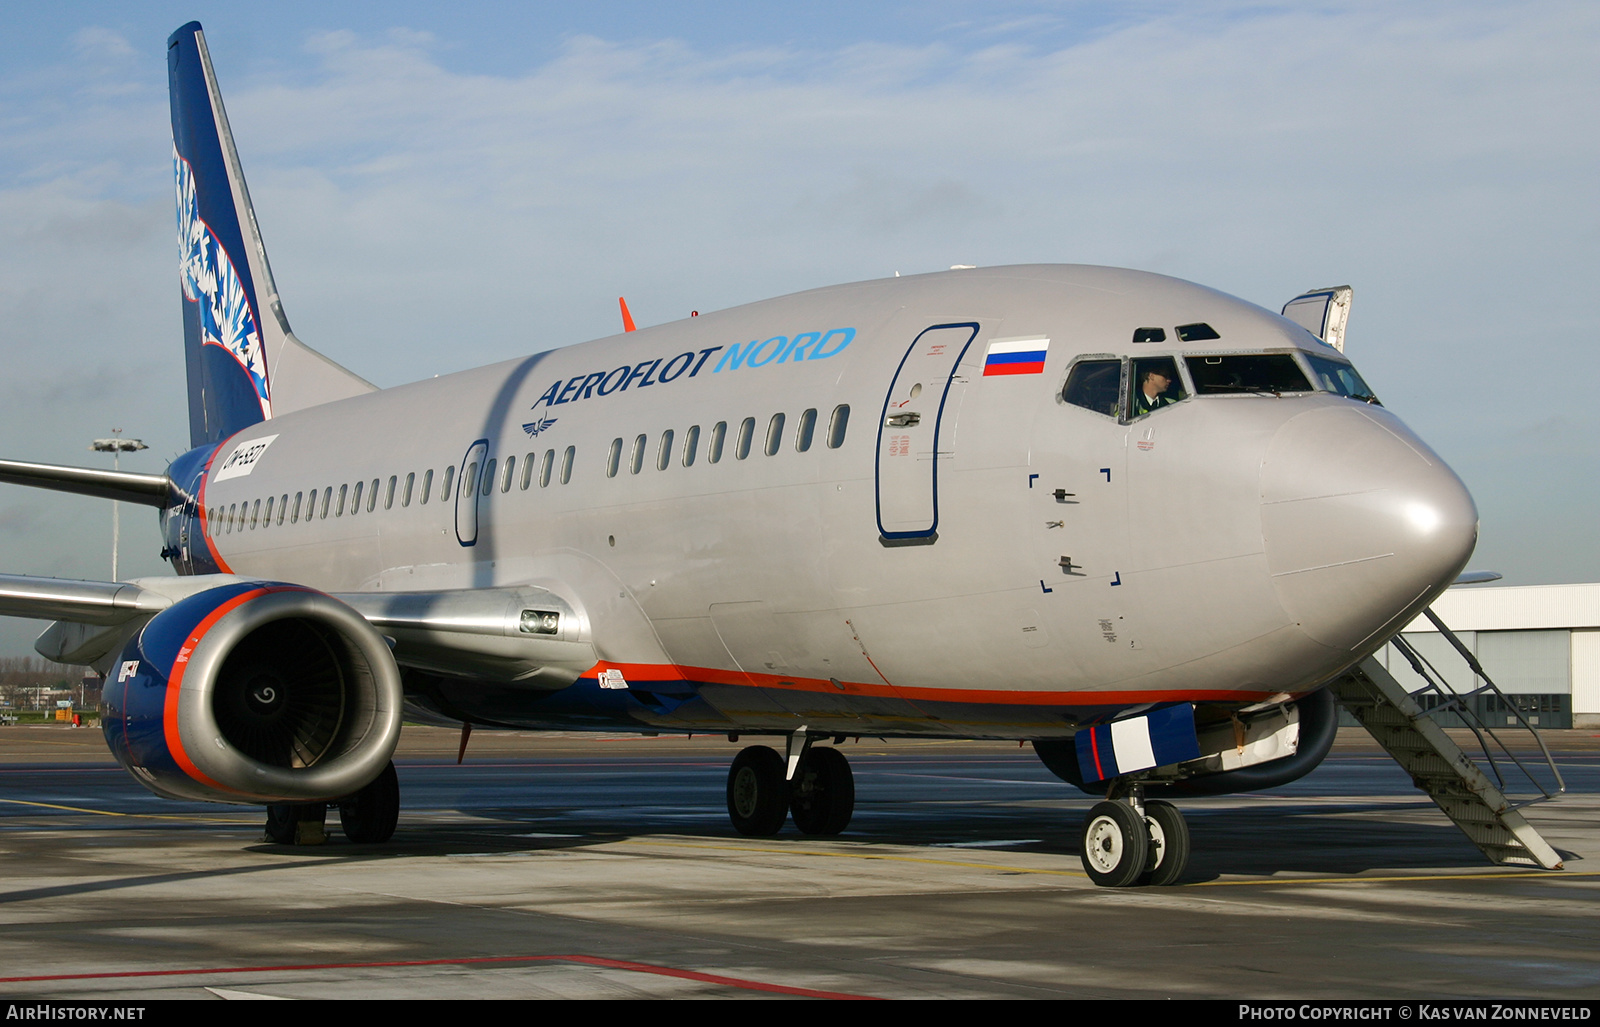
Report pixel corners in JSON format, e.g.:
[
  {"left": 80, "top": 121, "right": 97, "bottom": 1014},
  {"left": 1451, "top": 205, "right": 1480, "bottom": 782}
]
[{"left": 168, "top": 22, "right": 376, "bottom": 449}]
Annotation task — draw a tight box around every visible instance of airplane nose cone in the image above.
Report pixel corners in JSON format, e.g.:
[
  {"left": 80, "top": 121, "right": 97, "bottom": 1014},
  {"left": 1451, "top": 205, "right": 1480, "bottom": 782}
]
[{"left": 1260, "top": 405, "right": 1478, "bottom": 650}]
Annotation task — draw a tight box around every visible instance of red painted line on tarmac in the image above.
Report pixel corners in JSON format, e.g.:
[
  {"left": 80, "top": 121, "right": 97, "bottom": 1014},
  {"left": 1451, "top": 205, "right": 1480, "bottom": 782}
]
[{"left": 0, "top": 954, "right": 879, "bottom": 999}]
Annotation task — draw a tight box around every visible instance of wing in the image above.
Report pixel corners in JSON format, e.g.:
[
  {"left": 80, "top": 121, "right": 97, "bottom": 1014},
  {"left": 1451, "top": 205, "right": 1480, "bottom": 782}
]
[{"left": 0, "top": 572, "right": 594, "bottom": 685}]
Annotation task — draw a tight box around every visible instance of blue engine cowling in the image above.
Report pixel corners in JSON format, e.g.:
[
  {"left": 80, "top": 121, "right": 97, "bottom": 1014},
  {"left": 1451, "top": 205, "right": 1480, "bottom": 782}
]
[{"left": 101, "top": 581, "right": 403, "bottom": 804}]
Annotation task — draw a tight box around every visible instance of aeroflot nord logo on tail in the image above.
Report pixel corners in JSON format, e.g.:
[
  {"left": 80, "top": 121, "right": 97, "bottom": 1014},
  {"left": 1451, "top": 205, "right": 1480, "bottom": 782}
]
[{"left": 526, "top": 327, "right": 856, "bottom": 417}]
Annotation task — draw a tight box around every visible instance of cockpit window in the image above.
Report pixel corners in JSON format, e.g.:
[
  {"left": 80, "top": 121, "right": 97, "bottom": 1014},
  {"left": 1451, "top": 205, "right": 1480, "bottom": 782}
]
[
  {"left": 1132, "top": 327, "right": 1166, "bottom": 344},
  {"left": 1185, "top": 354, "right": 1313, "bottom": 395},
  {"left": 1062, "top": 359, "right": 1122, "bottom": 417},
  {"left": 1130, "top": 356, "right": 1187, "bottom": 417},
  {"left": 1175, "top": 323, "right": 1220, "bottom": 342},
  {"left": 1303, "top": 354, "right": 1380, "bottom": 404}
]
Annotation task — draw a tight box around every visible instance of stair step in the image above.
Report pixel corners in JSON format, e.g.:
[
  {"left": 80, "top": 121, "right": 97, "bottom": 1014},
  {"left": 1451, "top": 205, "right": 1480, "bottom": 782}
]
[{"left": 1330, "top": 656, "right": 1562, "bottom": 872}]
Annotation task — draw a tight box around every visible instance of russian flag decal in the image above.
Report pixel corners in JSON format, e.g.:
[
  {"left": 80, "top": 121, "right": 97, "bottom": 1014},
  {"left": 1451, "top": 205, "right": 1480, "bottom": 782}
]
[{"left": 982, "top": 336, "right": 1049, "bottom": 376}]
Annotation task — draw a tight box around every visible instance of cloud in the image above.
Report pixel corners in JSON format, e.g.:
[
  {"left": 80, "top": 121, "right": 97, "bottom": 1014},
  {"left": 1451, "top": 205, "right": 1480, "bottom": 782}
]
[{"left": 0, "top": 0, "right": 1596, "bottom": 655}]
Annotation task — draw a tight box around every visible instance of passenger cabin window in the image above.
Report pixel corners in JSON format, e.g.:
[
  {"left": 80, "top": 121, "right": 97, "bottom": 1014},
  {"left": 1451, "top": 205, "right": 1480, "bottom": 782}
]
[
  {"left": 1186, "top": 354, "right": 1313, "bottom": 395},
  {"left": 561, "top": 446, "right": 574, "bottom": 484},
  {"left": 403, "top": 472, "right": 415, "bottom": 507},
  {"left": 385, "top": 476, "right": 397, "bottom": 510},
  {"left": 336, "top": 484, "right": 347, "bottom": 517},
  {"left": 709, "top": 422, "right": 727, "bottom": 463},
  {"left": 795, "top": 408, "right": 817, "bottom": 452},
  {"left": 1129, "top": 356, "right": 1188, "bottom": 418},
  {"left": 1304, "top": 354, "right": 1380, "bottom": 404},
  {"left": 735, "top": 417, "right": 755, "bottom": 460},
  {"left": 421, "top": 470, "right": 433, "bottom": 504},
  {"left": 607, "top": 438, "right": 623, "bottom": 478},
  {"left": 291, "top": 492, "right": 303, "bottom": 523},
  {"left": 320, "top": 487, "right": 332, "bottom": 519},
  {"left": 683, "top": 425, "right": 700, "bottom": 467},
  {"left": 764, "top": 413, "right": 785, "bottom": 456},
  {"left": 461, "top": 461, "right": 478, "bottom": 498},
  {"left": 480, "top": 459, "right": 496, "bottom": 496},
  {"left": 520, "top": 455, "right": 534, "bottom": 490},
  {"left": 250, "top": 499, "right": 260, "bottom": 529},
  {"left": 501, "top": 456, "right": 515, "bottom": 493},
  {"left": 540, "top": 449, "right": 554, "bottom": 487},
  {"left": 657, "top": 429, "right": 674, "bottom": 471},
  {"left": 440, "top": 466, "right": 454, "bottom": 501},
  {"left": 827, "top": 405, "right": 850, "bottom": 448},
  {"left": 1062, "top": 359, "right": 1123, "bottom": 418},
  {"left": 350, "top": 481, "right": 363, "bottom": 515},
  {"left": 630, "top": 434, "right": 646, "bottom": 474}
]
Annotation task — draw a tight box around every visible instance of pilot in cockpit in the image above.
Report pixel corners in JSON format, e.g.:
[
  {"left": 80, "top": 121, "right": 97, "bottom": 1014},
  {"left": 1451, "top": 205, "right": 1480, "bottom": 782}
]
[{"left": 1133, "top": 366, "right": 1177, "bottom": 417}]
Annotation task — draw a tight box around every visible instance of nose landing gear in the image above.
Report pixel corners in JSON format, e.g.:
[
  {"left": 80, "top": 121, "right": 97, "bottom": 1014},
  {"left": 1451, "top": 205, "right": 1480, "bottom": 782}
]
[{"left": 1080, "top": 784, "right": 1191, "bottom": 887}]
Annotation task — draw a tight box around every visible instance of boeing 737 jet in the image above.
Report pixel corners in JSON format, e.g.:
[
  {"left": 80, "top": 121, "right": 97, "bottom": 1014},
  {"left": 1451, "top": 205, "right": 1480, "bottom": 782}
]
[{"left": 0, "top": 23, "right": 1481, "bottom": 887}]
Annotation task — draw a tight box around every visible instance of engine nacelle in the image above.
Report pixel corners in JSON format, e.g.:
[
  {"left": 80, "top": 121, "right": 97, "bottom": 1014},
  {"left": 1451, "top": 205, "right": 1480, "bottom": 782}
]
[{"left": 101, "top": 581, "right": 403, "bottom": 805}]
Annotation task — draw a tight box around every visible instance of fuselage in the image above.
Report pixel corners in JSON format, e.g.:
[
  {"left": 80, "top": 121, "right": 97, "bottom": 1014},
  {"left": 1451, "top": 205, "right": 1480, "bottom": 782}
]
[{"left": 161, "top": 265, "right": 1478, "bottom": 737}]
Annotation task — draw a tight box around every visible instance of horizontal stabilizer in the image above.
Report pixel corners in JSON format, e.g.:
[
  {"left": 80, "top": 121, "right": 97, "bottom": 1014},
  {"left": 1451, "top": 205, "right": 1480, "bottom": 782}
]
[{"left": 0, "top": 459, "right": 172, "bottom": 508}]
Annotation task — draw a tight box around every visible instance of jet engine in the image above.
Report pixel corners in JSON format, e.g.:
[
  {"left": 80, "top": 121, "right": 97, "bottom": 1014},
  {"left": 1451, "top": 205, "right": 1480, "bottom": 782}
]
[{"left": 101, "top": 581, "right": 403, "bottom": 805}]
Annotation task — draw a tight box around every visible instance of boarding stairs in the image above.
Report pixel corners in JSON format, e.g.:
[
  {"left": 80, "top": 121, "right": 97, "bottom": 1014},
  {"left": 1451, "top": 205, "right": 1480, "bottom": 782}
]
[{"left": 1327, "top": 609, "right": 1565, "bottom": 870}]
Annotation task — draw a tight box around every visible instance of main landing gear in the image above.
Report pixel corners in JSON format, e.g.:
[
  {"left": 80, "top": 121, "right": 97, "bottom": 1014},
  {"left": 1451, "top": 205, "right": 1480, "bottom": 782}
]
[
  {"left": 263, "top": 760, "right": 401, "bottom": 845},
  {"left": 726, "top": 737, "right": 855, "bottom": 837},
  {"left": 1080, "top": 783, "right": 1190, "bottom": 887}
]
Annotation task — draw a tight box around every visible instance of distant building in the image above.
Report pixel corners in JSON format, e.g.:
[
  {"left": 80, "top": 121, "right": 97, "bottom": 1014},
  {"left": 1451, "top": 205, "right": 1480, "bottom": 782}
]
[{"left": 1375, "top": 583, "right": 1600, "bottom": 729}]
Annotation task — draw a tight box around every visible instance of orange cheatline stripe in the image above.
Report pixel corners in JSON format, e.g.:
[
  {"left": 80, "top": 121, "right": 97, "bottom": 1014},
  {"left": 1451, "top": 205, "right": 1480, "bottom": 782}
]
[
  {"left": 195, "top": 433, "right": 236, "bottom": 574},
  {"left": 579, "top": 659, "right": 1281, "bottom": 708},
  {"left": 619, "top": 296, "right": 637, "bottom": 332},
  {"left": 162, "top": 587, "right": 270, "bottom": 795}
]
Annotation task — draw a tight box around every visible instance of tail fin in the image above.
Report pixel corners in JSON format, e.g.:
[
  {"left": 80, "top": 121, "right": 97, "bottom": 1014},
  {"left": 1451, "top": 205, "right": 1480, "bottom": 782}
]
[{"left": 168, "top": 22, "right": 376, "bottom": 449}]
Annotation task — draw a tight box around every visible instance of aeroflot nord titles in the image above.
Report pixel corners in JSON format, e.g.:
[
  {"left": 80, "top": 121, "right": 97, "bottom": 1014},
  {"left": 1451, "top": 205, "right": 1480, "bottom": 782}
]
[{"left": 0, "top": 23, "right": 1479, "bottom": 887}]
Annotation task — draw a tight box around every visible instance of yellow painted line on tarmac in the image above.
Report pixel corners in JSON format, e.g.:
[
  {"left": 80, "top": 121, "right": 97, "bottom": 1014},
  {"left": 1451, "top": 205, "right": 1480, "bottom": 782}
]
[
  {"left": 0, "top": 798, "right": 241, "bottom": 824},
  {"left": 616, "top": 838, "right": 1089, "bottom": 877},
  {"left": 1187, "top": 869, "right": 1600, "bottom": 888},
  {"left": 618, "top": 839, "right": 1600, "bottom": 888}
]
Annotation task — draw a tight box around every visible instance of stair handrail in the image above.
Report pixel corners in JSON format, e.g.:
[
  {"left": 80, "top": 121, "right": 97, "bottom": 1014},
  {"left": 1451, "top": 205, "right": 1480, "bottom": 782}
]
[
  {"left": 1419, "top": 608, "right": 1565, "bottom": 798},
  {"left": 1384, "top": 619, "right": 1563, "bottom": 802}
]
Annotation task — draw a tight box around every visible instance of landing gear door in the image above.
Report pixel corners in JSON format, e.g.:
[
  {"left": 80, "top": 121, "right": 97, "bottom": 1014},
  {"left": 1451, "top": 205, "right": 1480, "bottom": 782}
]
[
  {"left": 875, "top": 322, "right": 981, "bottom": 545},
  {"left": 455, "top": 438, "right": 488, "bottom": 547}
]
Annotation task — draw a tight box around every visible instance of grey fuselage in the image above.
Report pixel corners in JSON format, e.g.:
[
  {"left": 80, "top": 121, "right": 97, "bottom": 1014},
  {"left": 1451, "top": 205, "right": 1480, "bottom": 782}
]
[{"left": 174, "top": 265, "right": 1478, "bottom": 738}]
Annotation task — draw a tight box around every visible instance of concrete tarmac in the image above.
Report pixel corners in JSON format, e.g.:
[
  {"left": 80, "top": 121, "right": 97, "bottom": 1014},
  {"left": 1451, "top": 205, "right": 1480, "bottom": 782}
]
[{"left": 0, "top": 725, "right": 1596, "bottom": 1000}]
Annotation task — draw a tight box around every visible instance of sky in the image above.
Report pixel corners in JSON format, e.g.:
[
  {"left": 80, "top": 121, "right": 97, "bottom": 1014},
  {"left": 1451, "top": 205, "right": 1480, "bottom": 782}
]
[{"left": 1, "top": 1, "right": 1597, "bottom": 659}]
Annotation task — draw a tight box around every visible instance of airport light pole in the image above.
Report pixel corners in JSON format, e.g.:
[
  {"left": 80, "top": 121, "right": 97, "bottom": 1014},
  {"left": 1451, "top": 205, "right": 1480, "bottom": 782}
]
[{"left": 90, "top": 431, "right": 147, "bottom": 581}]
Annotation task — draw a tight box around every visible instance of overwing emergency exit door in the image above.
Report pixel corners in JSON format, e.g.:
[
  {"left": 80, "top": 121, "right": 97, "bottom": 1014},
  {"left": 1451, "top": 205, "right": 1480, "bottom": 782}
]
[{"left": 874, "top": 322, "right": 980, "bottom": 545}]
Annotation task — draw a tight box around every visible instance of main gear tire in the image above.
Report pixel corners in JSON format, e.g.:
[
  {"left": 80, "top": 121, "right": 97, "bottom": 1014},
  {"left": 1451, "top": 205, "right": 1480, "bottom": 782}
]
[
  {"left": 790, "top": 746, "right": 854, "bottom": 835},
  {"left": 338, "top": 761, "right": 400, "bottom": 844},
  {"left": 727, "top": 745, "right": 789, "bottom": 836}
]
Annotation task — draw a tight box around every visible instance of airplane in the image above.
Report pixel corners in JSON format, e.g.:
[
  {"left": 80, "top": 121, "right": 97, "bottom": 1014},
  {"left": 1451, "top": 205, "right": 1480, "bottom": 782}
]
[{"left": 0, "top": 22, "right": 1478, "bottom": 888}]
